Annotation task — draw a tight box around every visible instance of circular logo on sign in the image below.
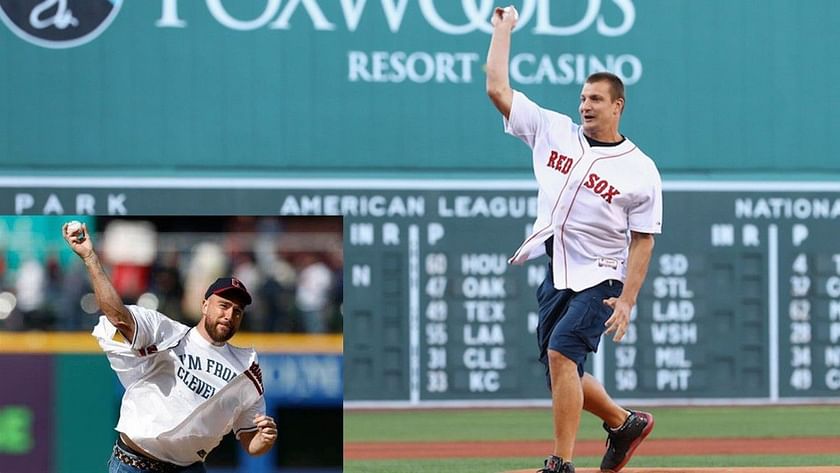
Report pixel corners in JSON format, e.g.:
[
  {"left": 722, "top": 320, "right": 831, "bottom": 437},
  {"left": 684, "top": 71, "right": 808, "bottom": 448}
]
[{"left": 0, "top": 0, "right": 122, "bottom": 49}]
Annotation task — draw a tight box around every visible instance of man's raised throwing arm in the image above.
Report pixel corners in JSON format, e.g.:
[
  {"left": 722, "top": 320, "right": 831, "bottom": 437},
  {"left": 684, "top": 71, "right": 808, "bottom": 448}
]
[
  {"left": 63, "top": 222, "right": 135, "bottom": 341},
  {"left": 486, "top": 6, "right": 518, "bottom": 119}
]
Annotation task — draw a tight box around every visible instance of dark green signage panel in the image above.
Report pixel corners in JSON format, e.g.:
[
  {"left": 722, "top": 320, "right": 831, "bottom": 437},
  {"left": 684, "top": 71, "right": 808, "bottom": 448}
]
[{"left": 1, "top": 179, "right": 839, "bottom": 404}]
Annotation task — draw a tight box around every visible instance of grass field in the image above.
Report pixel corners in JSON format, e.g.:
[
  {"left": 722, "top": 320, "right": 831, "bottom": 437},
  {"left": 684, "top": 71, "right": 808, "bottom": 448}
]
[{"left": 344, "top": 405, "right": 840, "bottom": 473}]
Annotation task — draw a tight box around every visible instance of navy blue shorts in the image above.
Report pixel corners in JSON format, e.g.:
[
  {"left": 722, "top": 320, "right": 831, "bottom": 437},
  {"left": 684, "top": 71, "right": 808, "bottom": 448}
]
[{"left": 536, "top": 267, "right": 623, "bottom": 386}]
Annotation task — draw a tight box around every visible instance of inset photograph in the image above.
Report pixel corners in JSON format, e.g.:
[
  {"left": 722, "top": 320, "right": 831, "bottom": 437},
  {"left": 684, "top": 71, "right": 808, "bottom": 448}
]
[{"left": 0, "top": 215, "right": 343, "bottom": 473}]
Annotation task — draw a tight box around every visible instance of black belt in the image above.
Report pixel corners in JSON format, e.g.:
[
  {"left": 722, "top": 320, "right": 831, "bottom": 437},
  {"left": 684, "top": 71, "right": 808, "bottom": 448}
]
[{"left": 114, "top": 437, "right": 183, "bottom": 473}]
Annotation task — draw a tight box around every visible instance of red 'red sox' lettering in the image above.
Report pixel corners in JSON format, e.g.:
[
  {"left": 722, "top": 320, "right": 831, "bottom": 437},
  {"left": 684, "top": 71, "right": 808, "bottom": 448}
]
[
  {"left": 547, "top": 150, "right": 573, "bottom": 174},
  {"left": 584, "top": 173, "right": 621, "bottom": 203}
]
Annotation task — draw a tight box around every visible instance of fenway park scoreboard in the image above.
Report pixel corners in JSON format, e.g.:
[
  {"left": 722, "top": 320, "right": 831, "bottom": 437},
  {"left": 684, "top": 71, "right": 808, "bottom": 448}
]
[
  {"left": 341, "top": 181, "right": 840, "bottom": 405},
  {"left": 2, "top": 179, "right": 839, "bottom": 404}
]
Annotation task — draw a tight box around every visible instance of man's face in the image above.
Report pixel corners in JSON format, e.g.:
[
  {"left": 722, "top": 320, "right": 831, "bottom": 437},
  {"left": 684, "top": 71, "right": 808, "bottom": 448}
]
[
  {"left": 201, "top": 294, "right": 245, "bottom": 343},
  {"left": 579, "top": 80, "right": 623, "bottom": 136}
]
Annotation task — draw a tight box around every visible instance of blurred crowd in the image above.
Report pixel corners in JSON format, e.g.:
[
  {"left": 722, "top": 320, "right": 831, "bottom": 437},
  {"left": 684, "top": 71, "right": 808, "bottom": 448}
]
[{"left": 0, "top": 216, "right": 343, "bottom": 333}]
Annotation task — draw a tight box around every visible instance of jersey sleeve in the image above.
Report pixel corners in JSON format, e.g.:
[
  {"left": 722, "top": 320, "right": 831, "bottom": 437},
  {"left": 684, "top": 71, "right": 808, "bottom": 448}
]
[
  {"left": 128, "top": 305, "right": 188, "bottom": 353},
  {"left": 503, "top": 90, "right": 546, "bottom": 149},
  {"left": 627, "top": 161, "right": 663, "bottom": 234},
  {"left": 232, "top": 396, "right": 267, "bottom": 439},
  {"left": 232, "top": 351, "right": 268, "bottom": 439}
]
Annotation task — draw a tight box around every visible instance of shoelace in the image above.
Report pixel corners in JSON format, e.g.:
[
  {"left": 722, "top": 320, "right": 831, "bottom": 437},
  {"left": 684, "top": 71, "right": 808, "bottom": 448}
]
[
  {"left": 605, "top": 427, "right": 622, "bottom": 449},
  {"left": 538, "top": 456, "right": 562, "bottom": 473},
  {"left": 604, "top": 417, "right": 630, "bottom": 448}
]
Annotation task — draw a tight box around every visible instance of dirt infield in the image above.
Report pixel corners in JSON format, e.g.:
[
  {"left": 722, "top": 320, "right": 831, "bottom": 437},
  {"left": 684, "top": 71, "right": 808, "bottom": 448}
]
[
  {"left": 344, "top": 437, "right": 840, "bottom": 460},
  {"left": 504, "top": 469, "right": 840, "bottom": 473}
]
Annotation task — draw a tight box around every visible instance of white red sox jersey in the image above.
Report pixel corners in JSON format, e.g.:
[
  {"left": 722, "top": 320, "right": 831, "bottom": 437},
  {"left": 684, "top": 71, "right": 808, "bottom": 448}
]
[
  {"left": 92, "top": 305, "right": 266, "bottom": 466},
  {"left": 505, "top": 90, "right": 663, "bottom": 291}
]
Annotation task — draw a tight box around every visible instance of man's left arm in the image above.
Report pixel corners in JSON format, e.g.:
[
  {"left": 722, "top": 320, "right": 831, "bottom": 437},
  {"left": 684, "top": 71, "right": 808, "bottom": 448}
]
[
  {"left": 603, "top": 231, "right": 655, "bottom": 342},
  {"left": 238, "top": 414, "right": 277, "bottom": 456}
]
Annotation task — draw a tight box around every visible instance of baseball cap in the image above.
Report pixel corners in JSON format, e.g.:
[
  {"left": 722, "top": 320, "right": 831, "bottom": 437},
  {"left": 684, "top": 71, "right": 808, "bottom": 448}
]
[{"left": 204, "top": 277, "right": 252, "bottom": 306}]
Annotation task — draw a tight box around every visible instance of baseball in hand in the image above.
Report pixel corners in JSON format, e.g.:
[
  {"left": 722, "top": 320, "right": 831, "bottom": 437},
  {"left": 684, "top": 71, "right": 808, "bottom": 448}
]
[
  {"left": 66, "top": 220, "right": 85, "bottom": 243},
  {"left": 504, "top": 6, "right": 518, "bottom": 20}
]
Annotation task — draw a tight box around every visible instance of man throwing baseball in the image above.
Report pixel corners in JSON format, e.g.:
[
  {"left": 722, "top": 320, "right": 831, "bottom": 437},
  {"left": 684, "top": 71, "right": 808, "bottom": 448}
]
[
  {"left": 487, "top": 6, "right": 661, "bottom": 473},
  {"left": 63, "top": 222, "right": 277, "bottom": 473}
]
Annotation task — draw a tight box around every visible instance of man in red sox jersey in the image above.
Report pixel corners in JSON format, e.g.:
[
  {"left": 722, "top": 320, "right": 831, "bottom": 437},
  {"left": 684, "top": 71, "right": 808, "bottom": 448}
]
[{"left": 487, "top": 6, "right": 662, "bottom": 473}]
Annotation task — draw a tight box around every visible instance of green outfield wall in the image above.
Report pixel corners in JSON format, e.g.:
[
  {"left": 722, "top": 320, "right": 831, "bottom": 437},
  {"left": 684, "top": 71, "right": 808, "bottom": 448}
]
[
  {"left": 1, "top": 1, "right": 838, "bottom": 177},
  {"left": 335, "top": 182, "right": 840, "bottom": 404}
]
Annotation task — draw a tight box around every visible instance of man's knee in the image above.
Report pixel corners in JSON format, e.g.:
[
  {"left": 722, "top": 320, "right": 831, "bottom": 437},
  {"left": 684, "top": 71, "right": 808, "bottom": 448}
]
[{"left": 548, "top": 349, "right": 577, "bottom": 371}]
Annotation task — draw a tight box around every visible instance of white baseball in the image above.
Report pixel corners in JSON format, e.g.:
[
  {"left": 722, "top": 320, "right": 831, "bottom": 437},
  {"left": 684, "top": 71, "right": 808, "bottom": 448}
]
[
  {"left": 504, "top": 6, "right": 518, "bottom": 20},
  {"left": 66, "top": 220, "right": 82, "bottom": 237}
]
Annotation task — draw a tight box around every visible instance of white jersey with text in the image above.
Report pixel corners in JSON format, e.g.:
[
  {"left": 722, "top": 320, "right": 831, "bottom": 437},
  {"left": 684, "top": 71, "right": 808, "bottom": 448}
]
[
  {"left": 92, "top": 305, "right": 265, "bottom": 466},
  {"left": 505, "top": 90, "right": 663, "bottom": 292}
]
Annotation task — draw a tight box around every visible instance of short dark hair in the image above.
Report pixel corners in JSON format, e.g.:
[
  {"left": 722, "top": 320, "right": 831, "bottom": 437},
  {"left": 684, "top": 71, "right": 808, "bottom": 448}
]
[{"left": 586, "top": 72, "right": 625, "bottom": 103}]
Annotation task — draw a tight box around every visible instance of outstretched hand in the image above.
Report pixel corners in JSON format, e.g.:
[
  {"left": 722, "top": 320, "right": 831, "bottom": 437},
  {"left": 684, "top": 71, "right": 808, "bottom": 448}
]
[
  {"left": 603, "top": 297, "right": 632, "bottom": 342},
  {"left": 62, "top": 222, "right": 94, "bottom": 260}
]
